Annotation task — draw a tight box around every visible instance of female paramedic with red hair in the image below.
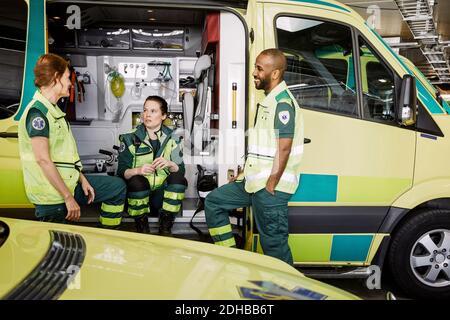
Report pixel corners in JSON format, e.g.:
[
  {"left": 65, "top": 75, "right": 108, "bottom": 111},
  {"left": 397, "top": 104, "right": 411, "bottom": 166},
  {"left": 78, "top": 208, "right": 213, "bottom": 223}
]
[{"left": 18, "top": 53, "right": 126, "bottom": 227}]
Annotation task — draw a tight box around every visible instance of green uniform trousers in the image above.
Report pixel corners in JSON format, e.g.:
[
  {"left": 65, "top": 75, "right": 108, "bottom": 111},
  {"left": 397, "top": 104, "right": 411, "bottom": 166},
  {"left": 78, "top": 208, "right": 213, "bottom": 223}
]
[
  {"left": 35, "top": 175, "right": 126, "bottom": 226},
  {"left": 126, "top": 173, "right": 187, "bottom": 218},
  {"left": 205, "top": 180, "right": 293, "bottom": 265}
]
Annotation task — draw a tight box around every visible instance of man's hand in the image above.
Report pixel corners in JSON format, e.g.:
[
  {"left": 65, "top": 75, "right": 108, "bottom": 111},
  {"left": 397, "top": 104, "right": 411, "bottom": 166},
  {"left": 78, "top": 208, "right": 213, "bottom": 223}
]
[
  {"left": 266, "top": 137, "right": 293, "bottom": 195},
  {"left": 265, "top": 178, "right": 277, "bottom": 195}
]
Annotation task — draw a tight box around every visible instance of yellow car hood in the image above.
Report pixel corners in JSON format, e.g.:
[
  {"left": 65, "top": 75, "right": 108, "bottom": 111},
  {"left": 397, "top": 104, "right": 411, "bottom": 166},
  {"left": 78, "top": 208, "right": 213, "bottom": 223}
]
[{"left": 0, "top": 218, "right": 358, "bottom": 300}]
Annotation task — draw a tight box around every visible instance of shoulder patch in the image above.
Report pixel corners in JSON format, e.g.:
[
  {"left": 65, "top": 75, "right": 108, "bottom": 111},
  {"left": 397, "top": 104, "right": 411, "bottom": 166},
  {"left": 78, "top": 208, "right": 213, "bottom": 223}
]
[
  {"left": 119, "top": 141, "right": 126, "bottom": 153},
  {"left": 119, "top": 133, "right": 134, "bottom": 145},
  {"left": 278, "top": 111, "right": 290, "bottom": 125},
  {"left": 31, "top": 117, "right": 46, "bottom": 130},
  {"left": 275, "top": 90, "right": 291, "bottom": 103},
  {"left": 31, "top": 100, "right": 49, "bottom": 115}
]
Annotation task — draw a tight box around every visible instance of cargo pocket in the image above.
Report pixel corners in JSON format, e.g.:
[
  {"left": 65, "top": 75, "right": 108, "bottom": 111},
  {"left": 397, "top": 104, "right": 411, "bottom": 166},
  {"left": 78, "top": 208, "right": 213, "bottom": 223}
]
[
  {"left": 51, "top": 118, "right": 66, "bottom": 142},
  {"left": 263, "top": 206, "right": 281, "bottom": 235},
  {"left": 57, "top": 166, "right": 79, "bottom": 192},
  {"left": 259, "top": 189, "right": 289, "bottom": 236},
  {"left": 36, "top": 204, "right": 67, "bottom": 223}
]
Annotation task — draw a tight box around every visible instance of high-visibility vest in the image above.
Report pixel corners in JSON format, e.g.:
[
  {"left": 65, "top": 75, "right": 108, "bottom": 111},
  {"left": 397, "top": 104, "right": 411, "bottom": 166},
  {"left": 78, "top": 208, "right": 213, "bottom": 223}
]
[
  {"left": 244, "top": 81, "right": 304, "bottom": 194},
  {"left": 120, "top": 124, "right": 180, "bottom": 190},
  {"left": 18, "top": 90, "right": 82, "bottom": 204}
]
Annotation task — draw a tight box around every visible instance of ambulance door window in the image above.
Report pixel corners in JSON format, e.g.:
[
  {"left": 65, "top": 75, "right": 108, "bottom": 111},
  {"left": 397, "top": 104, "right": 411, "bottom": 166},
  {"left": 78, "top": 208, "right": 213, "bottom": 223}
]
[
  {"left": 358, "top": 36, "right": 396, "bottom": 124},
  {"left": 0, "top": 0, "right": 27, "bottom": 120},
  {"left": 276, "top": 16, "right": 358, "bottom": 117}
]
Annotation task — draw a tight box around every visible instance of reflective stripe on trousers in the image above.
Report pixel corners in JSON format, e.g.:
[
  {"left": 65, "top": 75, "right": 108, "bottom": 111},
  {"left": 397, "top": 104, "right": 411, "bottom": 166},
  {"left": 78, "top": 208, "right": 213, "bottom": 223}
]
[
  {"left": 161, "top": 184, "right": 185, "bottom": 215},
  {"left": 100, "top": 203, "right": 124, "bottom": 226}
]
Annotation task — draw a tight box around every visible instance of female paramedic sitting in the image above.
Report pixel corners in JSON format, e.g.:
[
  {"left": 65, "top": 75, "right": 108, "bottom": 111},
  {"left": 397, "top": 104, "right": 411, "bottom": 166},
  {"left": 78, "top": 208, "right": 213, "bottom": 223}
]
[
  {"left": 117, "top": 96, "right": 187, "bottom": 235},
  {"left": 18, "top": 53, "right": 126, "bottom": 227}
]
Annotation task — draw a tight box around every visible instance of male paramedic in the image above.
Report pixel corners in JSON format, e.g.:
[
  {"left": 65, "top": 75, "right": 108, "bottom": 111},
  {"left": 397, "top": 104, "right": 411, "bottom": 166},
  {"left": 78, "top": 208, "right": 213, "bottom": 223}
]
[{"left": 204, "top": 48, "right": 304, "bottom": 265}]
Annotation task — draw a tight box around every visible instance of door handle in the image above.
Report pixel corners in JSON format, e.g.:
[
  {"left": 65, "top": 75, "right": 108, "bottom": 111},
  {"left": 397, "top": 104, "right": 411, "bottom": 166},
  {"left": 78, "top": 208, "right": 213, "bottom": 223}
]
[
  {"left": 304, "top": 138, "right": 311, "bottom": 144},
  {"left": 0, "top": 132, "right": 18, "bottom": 138}
]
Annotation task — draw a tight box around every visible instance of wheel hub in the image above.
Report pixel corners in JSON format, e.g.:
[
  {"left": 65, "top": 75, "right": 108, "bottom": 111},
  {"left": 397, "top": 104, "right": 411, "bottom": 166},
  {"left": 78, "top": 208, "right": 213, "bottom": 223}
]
[
  {"left": 435, "top": 254, "right": 445, "bottom": 264},
  {"left": 410, "top": 229, "right": 450, "bottom": 288}
]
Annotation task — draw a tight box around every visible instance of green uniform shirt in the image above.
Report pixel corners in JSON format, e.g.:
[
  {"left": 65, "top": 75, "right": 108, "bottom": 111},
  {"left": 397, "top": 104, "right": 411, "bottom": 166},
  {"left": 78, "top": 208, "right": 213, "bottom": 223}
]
[
  {"left": 149, "top": 138, "right": 160, "bottom": 155},
  {"left": 26, "top": 107, "right": 50, "bottom": 138},
  {"left": 274, "top": 102, "right": 295, "bottom": 138}
]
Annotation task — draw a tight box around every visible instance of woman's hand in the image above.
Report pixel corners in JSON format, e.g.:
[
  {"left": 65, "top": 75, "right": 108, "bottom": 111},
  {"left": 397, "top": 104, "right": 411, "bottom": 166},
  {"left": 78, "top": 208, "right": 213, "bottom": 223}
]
[
  {"left": 80, "top": 177, "right": 95, "bottom": 204},
  {"left": 152, "top": 157, "right": 178, "bottom": 172},
  {"left": 152, "top": 157, "right": 171, "bottom": 170},
  {"left": 138, "top": 163, "right": 155, "bottom": 175},
  {"left": 65, "top": 194, "right": 81, "bottom": 221}
]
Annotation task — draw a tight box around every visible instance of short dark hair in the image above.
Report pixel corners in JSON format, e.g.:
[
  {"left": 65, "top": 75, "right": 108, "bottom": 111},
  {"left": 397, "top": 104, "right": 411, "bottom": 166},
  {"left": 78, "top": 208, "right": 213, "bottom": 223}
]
[
  {"left": 259, "top": 48, "right": 287, "bottom": 77},
  {"left": 144, "top": 95, "right": 168, "bottom": 115}
]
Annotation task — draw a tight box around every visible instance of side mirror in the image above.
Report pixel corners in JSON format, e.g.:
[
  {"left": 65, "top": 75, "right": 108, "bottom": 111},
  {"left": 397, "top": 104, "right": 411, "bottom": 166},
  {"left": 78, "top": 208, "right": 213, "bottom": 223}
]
[{"left": 398, "top": 74, "right": 417, "bottom": 126}]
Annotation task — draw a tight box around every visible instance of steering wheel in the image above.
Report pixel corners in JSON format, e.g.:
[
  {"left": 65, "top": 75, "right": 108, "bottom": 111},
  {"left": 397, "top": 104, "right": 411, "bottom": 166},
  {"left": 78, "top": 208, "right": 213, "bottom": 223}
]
[
  {"left": 0, "top": 103, "right": 18, "bottom": 117},
  {"left": 335, "top": 89, "right": 358, "bottom": 115},
  {"left": 299, "top": 76, "right": 330, "bottom": 110}
]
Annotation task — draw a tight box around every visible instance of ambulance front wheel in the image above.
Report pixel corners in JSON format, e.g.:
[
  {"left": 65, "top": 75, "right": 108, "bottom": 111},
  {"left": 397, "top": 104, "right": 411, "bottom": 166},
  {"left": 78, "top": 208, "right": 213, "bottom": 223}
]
[{"left": 388, "top": 209, "right": 450, "bottom": 299}]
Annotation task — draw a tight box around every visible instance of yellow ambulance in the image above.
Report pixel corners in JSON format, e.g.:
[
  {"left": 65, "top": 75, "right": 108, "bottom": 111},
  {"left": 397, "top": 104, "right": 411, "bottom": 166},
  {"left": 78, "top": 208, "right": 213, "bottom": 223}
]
[
  {"left": 0, "top": 217, "right": 358, "bottom": 300},
  {"left": 1, "top": 0, "right": 449, "bottom": 299}
]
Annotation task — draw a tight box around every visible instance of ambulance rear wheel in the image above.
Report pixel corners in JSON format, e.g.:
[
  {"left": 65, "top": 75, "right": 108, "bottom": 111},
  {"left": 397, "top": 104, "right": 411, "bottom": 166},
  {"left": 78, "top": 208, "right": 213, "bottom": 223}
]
[{"left": 388, "top": 209, "right": 450, "bottom": 299}]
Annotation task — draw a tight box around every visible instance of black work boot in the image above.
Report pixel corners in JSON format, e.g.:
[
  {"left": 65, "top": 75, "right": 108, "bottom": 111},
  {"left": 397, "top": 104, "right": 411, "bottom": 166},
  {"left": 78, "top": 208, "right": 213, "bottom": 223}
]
[
  {"left": 135, "top": 215, "right": 150, "bottom": 234},
  {"left": 98, "top": 222, "right": 121, "bottom": 231},
  {"left": 159, "top": 212, "right": 175, "bottom": 236}
]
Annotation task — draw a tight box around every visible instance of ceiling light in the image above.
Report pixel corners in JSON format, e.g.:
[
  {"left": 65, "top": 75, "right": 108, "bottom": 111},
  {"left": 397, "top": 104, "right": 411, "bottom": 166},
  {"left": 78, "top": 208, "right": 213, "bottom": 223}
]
[
  {"left": 149, "top": 18, "right": 156, "bottom": 21},
  {"left": 53, "top": 16, "right": 61, "bottom": 20}
]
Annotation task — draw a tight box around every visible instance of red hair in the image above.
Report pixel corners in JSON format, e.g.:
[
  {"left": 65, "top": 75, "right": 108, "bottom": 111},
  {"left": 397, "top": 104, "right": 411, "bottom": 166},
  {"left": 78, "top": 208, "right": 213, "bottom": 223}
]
[{"left": 34, "top": 53, "right": 68, "bottom": 88}]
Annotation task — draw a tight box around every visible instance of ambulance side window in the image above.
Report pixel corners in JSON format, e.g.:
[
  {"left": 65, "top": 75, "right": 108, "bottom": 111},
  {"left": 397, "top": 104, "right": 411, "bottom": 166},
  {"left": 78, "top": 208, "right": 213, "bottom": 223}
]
[
  {"left": 0, "top": 0, "right": 27, "bottom": 120},
  {"left": 358, "top": 36, "right": 396, "bottom": 124},
  {"left": 276, "top": 16, "right": 358, "bottom": 117}
]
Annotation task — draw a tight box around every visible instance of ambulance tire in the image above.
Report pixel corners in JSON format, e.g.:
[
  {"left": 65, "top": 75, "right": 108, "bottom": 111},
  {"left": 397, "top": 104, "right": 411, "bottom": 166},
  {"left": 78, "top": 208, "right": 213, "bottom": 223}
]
[{"left": 388, "top": 209, "right": 450, "bottom": 299}]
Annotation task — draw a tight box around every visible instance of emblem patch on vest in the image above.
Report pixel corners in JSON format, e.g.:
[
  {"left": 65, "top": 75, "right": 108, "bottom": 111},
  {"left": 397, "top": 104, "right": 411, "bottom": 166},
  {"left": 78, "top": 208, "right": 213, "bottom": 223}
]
[
  {"left": 32, "top": 117, "right": 45, "bottom": 130},
  {"left": 278, "top": 111, "right": 290, "bottom": 125}
]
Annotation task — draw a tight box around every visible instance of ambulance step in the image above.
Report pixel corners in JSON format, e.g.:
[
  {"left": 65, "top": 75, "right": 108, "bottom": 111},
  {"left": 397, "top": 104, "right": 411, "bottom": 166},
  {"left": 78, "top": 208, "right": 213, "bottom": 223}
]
[{"left": 298, "top": 267, "right": 372, "bottom": 279}]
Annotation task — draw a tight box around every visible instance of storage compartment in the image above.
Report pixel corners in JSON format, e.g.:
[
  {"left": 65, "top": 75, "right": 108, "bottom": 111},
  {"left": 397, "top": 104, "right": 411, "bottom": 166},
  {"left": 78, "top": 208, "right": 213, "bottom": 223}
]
[{"left": 47, "top": 3, "right": 246, "bottom": 218}]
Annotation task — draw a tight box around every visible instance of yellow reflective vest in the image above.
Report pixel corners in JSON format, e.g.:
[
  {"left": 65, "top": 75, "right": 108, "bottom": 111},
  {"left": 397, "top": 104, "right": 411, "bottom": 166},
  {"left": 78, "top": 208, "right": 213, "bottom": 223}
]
[
  {"left": 18, "top": 90, "right": 82, "bottom": 204},
  {"left": 118, "top": 124, "right": 183, "bottom": 190},
  {"left": 244, "top": 81, "right": 304, "bottom": 194}
]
